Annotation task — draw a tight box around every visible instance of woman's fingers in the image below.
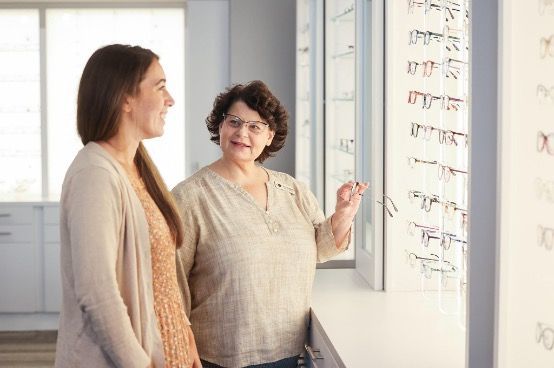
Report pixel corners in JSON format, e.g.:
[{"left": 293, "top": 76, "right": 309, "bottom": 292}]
[
  {"left": 354, "top": 182, "right": 370, "bottom": 196},
  {"left": 337, "top": 180, "right": 356, "bottom": 200}
]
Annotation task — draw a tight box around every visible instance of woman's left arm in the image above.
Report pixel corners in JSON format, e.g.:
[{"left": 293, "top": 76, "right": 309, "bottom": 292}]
[
  {"left": 330, "top": 181, "right": 369, "bottom": 248},
  {"left": 298, "top": 179, "right": 369, "bottom": 262},
  {"left": 186, "top": 325, "right": 202, "bottom": 368}
]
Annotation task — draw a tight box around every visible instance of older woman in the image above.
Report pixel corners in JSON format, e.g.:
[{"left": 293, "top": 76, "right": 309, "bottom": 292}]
[{"left": 172, "top": 80, "right": 367, "bottom": 367}]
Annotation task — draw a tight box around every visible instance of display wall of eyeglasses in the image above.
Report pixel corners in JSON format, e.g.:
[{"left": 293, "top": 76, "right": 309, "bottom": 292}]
[
  {"left": 497, "top": 0, "right": 554, "bottom": 366},
  {"left": 384, "top": 0, "right": 469, "bottom": 323}
]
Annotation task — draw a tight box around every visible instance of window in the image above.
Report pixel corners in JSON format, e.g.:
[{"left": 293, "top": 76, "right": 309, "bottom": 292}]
[
  {"left": 0, "top": 5, "right": 185, "bottom": 200},
  {"left": 0, "top": 9, "right": 41, "bottom": 198}
]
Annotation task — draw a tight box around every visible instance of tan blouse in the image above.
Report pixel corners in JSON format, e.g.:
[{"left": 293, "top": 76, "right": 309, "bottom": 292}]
[
  {"left": 130, "top": 176, "right": 191, "bottom": 368},
  {"left": 172, "top": 167, "right": 349, "bottom": 368}
]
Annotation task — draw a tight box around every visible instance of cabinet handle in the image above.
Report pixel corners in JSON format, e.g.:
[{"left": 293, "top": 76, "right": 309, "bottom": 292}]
[
  {"left": 0, "top": 232, "right": 12, "bottom": 236},
  {"left": 0, "top": 214, "right": 11, "bottom": 218},
  {"left": 305, "top": 344, "right": 324, "bottom": 360}
]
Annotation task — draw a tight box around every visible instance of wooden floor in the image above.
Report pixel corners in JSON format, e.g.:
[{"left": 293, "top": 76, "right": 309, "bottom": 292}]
[{"left": 0, "top": 331, "right": 56, "bottom": 368}]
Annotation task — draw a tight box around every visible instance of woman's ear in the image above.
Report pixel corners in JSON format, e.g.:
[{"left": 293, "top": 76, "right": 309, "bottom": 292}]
[
  {"left": 122, "top": 94, "right": 133, "bottom": 113},
  {"left": 266, "top": 130, "right": 275, "bottom": 146}
]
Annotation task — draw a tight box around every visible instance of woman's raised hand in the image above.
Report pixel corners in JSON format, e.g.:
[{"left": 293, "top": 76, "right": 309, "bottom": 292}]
[{"left": 335, "top": 181, "right": 369, "bottom": 221}]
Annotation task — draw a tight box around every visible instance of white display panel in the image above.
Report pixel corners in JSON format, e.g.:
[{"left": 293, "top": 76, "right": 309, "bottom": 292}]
[
  {"left": 498, "top": 1, "right": 554, "bottom": 366},
  {"left": 295, "top": 0, "right": 313, "bottom": 188},
  {"left": 324, "top": 0, "right": 356, "bottom": 261},
  {"left": 353, "top": 0, "right": 385, "bottom": 287},
  {"left": 385, "top": 0, "right": 469, "bottom": 329},
  {"left": 46, "top": 8, "right": 185, "bottom": 198},
  {"left": 0, "top": 10, "right": 41, "bottom": 199}
]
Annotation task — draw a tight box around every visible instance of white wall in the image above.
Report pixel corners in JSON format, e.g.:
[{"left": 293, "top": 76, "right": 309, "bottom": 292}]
[
  {"left": 229, "top": 0, "right": 296, "bottom": 175},
  {"left": 185, "top": 0, "right": 230, "bottom": 177},
  {"left": 186, "top": 0, "right": 297, "bottom": 177}
]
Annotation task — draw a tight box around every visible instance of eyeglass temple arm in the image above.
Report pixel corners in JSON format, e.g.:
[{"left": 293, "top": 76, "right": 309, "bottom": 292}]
[
  {"left": 383, "top": 194, "right": 399, "bottom": 212},
  {"left": 376, "top": 200, "right": 394, "bottom": 218}
]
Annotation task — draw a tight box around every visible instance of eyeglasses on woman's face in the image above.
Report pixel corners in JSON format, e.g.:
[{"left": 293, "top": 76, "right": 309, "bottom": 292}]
[{"left": 222, "top": 113, "right": 269, "bottom": 135}]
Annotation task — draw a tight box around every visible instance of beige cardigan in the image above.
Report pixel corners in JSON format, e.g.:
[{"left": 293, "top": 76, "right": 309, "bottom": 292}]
[{"left": 55, "top": 142, "right": 164, "bottom": 367}]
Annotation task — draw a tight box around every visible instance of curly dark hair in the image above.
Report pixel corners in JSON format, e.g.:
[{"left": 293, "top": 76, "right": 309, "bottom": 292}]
[{"left": 205, "top": 80, "right": 289, "bottom": 163}]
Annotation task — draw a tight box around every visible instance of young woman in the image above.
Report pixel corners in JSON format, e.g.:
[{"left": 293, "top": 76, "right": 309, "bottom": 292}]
[{"left": 55, "top": 44, "right": 200, "bottom": 368}]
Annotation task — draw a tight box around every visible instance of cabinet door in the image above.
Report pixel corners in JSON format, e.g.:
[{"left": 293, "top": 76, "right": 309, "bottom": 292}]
[
  {"left": 0, "top": 206, "right": 33, "bottom": 225},
  {"left": 43, "top": 241, "right": 61, "bottom": 312},
  {"left": 0, "top": 243, "right": 38, "bottom": 312},
  {"left": 305, "top": 316, "right": 342, "bottom": 368},
  {"left": 43, "top": 207, "right": 61, "bottom": 312}
]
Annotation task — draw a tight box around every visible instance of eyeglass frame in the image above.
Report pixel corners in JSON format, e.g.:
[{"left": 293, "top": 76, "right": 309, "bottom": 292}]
[
  {"left": 408, "top": 28, "right": 463, "bottom": 51},
  {"left": 537, "top": 84, "right": 554, "bottom": 103},
  {"left": 438, "top": 163, "right": 468, "bottom": 182},
  {"left": 442, "top": 57, "right": 467, "bottom": 78},
  {"left": 410, "top": 123, "right": 469, "bottom": 146},
  {"left": 407, "top": 0, "right": 465, "bottom": 21},
  {"left": 536, "top": 322, "right": 554, "bottom": 350},
  {"left": 408, "top": 29, "right": 443, "bottom": 46},
  {"left": 438, "top": 129, "right": 468, "bottom": 146},
  {"left": 538, "top": 224, "right": 554, "bottom": 250},
  {"left": 221, "top": 113, "right": 269, "bottom": 134},
  {"left": 407, "top": 156, "right": 437, "bottom": 168},
  {"left": 407, "top": 58, "right": 465, "bottom": 79},
  {"left": 406, "top": 251, "right": 439, "bottom": 267},
  {"left": 408, "top": 190, "right": 440, "bottom": 212},
  {"left": 421, "top": 228, "right": 467, "bottom": 250},
  {"left": 540, "top": 35, "right": 554, "bottom": 58},
  {"left": 409, "top": 190, "right": 468, "bottom": 217},
  {"left": 539, "top": 0, "right": 554, "bottom": 15},
  {"left": 377, "top": 194, "right": 399, "bottom": 218},
  {"left": 441, "top": 199, "right": 467, "bottom": 218},
  {"left": 418, "top": 257, "right": 457, "bottom": 279},
  {"left": 408, "top": 90, "right": 465, "bottom": 110},
  {"left": 408, "top": 0, "right": 461, "bottom": 13},
  {"left": 537, "top": 131, "right": 554, "bottom": 155},
  {"left": 442, "top": 24, "right": 467, "bottom": 43},
  {"left": 535, "top": 177, "right": 554, "bottom": 203},
  {"left": 410, "top": 122, "right": 436, "bottom": 140},
  {"left": 407, "top": 221, "right": 439, "bottom": 236},
  {"left": 407, "top": 157, "right": 468, "bottom": 182},
  {"left": 407, "top": 60, "right": 439, "bottom": 77}
]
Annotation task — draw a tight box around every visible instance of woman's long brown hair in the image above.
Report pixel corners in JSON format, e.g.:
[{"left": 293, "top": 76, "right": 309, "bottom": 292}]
[{"left": 77, "top": 44, "right": 183, "bottom": 247}]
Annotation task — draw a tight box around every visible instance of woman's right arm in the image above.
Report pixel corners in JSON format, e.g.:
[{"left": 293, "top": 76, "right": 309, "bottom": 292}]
[{"left": 64, "top": 167, "right": 151, "bottom": 367}]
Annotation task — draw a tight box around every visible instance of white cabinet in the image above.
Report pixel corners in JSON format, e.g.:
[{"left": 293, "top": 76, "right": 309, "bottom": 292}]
[
  {"left": 0, "top": 205, "right": 38, "bottom": 312},
  {"left": 43, "top": 242, "right": 61, "bottom": 312},
  {"left": 305, "top": 310, "right": 343, "bottom": 368},
  {"left": 43, "top": 206, "right": 61, "bottom": 312},
  {"left": 0, "top": 243, "right": 38, "bottom": 312},
  {"left": 0, "top": 203, "right": 61, "bottom": 315},
  {"left": 0, "top": 206, "right": 33, "bottom": 225}
]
